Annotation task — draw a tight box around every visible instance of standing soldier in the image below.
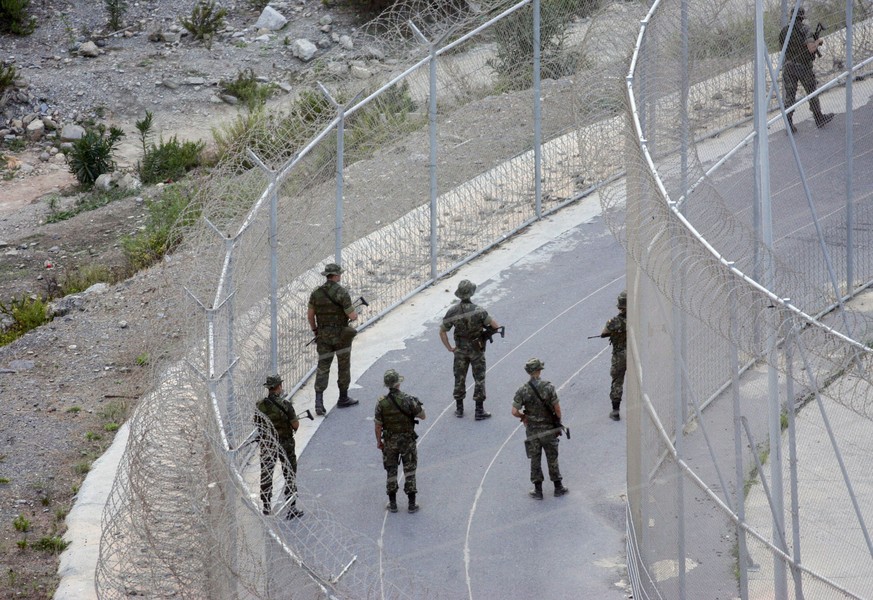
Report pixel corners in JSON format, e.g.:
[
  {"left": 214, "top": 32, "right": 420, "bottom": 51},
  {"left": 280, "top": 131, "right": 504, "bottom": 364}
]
[
  {"left": 511, "top": 358, "right": 568, "bottom": 500},
  {"left": 374, "top": 369, "right": 426, "bottom": 514},
  {"left": 256, "top": 375, "right": 303, "bottom": 519},
  {"left": 308, "top": 263, "right": 359, "bottom": 415},
  {"left": 600, "top": 290, "right": 627, "bottom": 421},
  {"left": 439, "top": 279, "right": 500, "bottom": 420}
]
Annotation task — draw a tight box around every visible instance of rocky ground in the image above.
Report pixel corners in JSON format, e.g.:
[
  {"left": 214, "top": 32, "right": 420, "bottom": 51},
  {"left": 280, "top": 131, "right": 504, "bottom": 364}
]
[{"left": 0, "top": 0, "right": 393, "bottom": 596}]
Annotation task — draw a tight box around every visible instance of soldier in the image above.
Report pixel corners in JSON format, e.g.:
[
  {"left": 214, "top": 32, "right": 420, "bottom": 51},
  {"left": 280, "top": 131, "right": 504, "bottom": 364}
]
[
  {"left": 256, "top": 375, "right": 303, "bottom": 519},
  {"left": 511, "top": 358, "right": 568, "bottom": 500},
  {"left": 308, "top": 263, "right": 359, "bottom": 415},
  {"left": 374, "top": 369, "right": 426, "bottom": 513},
  {"left": 439, "top": 279, "right": 500, "bottom": 420},
  {"left": 601, "top": 290, "right": 627, "bottom": 421},
  {"left": 779, "top": 6, "right": 833, "bottom": 133}
]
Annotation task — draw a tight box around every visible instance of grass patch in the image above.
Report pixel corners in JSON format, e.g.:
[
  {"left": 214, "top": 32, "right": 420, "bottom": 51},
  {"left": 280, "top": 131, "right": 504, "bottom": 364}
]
[
  {"left": 33, "top": 536, "right": 70, "bottom": 554},
  {"left": 0, "top": 295, "right": 50, "bottom": 347},
  {"left": 99, "top": 399, "right": 130, "bottom": 424},
  {"left": 73, "top": 461, "right": 91, "bottom": 475},
  {"left": 13, "top": 514, "right": 30, "bottom": 533},
  {"left": 60, "top": 264, "right": 113, "bottom": 295},
  {"left": 219, "top": 68, "right": 275, "bottom": 109},
  {"left": 45, "top": 186, "right": 136, "bottom": 224},
  {"left": 0, "top": 477, "right": 10, "bottom": 484},
  {"left": 103, "top": 422, "right": 120, "bottom": 432},
  {"left": 122, "top": 183, "right": 200, "bottom": 270},
  {"left": 66, "top": 406, "right": 81, "bottom": 413}
]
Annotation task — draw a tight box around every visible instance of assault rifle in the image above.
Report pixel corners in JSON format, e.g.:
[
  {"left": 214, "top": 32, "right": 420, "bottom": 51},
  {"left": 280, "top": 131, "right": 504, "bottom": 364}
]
[
  {"left": 305, "top": 296, "right": 370, "bottom": 347},
  {"left": 813, "top": 22, "right": 826, "bottom": 58},
  {"left": 478, "top": 324, "right": 505, "bottom": 350}
]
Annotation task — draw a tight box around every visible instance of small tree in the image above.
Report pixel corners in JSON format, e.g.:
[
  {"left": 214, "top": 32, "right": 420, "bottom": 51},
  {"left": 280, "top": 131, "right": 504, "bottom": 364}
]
[
  {"left": 180, "top": 0, "right": 228, "bottom": 48},
  {"left": 0, "top": 0, "right": 37, "bottom": 36},
  {"left": 104, "top": 0, "right": 127, "bottom": 30},
  {"left": 67, "top": 125, "right": 125, "bottom": 188}
]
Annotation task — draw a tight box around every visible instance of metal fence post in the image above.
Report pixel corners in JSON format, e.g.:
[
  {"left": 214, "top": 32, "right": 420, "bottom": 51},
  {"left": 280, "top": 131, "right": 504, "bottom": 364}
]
[
  {"left": 533, "top": 0, "right": 542, "bottom": 218},
  {"left": 845, "top": 0, "right": 855, "bottom": 295}
]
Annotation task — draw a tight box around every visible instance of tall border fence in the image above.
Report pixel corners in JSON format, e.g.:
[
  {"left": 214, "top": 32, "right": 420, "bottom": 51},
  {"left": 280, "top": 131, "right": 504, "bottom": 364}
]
[{"left": 614, "top": 1, "right": 873, "bottom": 599}]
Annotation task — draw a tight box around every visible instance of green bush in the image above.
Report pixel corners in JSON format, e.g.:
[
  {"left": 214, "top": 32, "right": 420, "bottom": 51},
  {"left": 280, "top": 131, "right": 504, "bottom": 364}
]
[
  {"left": 491, "top": 0, "right": 594, "bottom": 92},
  {"left": 104, "top": 0, "right": 126, "bottom": 30},
  {"left": 0, "top": 63, "right": 18, "bottom": 95},
  {"left": 180, "top": 0, "right": 227, "bottom": 46},
  {"left": 33, "top": 536, "right": 70, "bottom": 554},
  {"left": 220, "top": 68, "right": 275, "bottom": 109},
  {"left": 0, "top": 0, "right": 36, "bottom": 36},
  {"left": 0, "top": 296, "right": 50, "bottom": 346},
  {"left": 67, "top": 125, "right": 125, "bottom": 188},
  {"left": 122, "top": 184, "right": 200, "bottom": 270},
  {"left": 139, "top": 136, "right": 204, "bottom": 185}
]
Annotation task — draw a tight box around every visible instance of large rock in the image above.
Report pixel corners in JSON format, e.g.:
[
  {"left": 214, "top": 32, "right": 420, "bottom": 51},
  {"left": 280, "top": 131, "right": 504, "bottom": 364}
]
[
  {"left": 60, "top": 124, "right": 86, "bottom": 141},
  {"left": 290, "top": 38, "right": 317, "bottom": 62},
  {"left": 78, "top": 41, "right": 100, "bottom": 57},
  {"left": 254, "top": 6, "right": 288, "bottom": 31},
  {"left": 116, "top": 172, "right": 142, "bottom": 192},
  {"left": 25, "top": 119, "right": 44, "bottom": 141}
]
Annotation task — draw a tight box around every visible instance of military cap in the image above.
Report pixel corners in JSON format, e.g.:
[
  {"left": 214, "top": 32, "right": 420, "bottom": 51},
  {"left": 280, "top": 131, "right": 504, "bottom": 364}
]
[
  {"left": 321, "top": 263, "right": 344, "bottom": 276},
  {"left": 617, "top": 290, "right": 627, "bottom": 308},
  {"left": 796, "top": 6, "right": 805, "bottom": 19},
  {"left": 264, "top": 374, "right": 283, "bottom": 388},
  {"left": 383, "top": 369, "right": 404, "bottom": 387},
  {"left": 454, "top": 279, "right": 477, "bottom": 299},
  {"left": 524, "top": 358, "right": 545, "bottom": 374}
]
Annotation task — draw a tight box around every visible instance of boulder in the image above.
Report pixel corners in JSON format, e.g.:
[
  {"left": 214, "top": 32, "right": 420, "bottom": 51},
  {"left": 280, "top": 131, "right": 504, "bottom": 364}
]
[
  {"left": 78, "top": 41, "right": 100, "bottom": 57},
  {"left": 254, "top": 6, "right": 288, "bottom": 31},
  {"left": 25, "top": 119, "right": 44, "bottom": 141},
  {"left": 290, "top": 38, "right": 317, "bottom": 62},
  {"left": 60, "top": 124, "right": 86, "bottom": 141}
]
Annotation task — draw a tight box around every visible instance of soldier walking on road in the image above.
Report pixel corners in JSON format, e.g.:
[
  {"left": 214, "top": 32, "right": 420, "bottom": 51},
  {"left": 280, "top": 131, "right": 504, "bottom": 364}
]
[
  {"left": 511, "top": 358, "right": 568, "bottom": 499},
  {"left": 257, "top": 375, "right": 303, "bottom": 519},
  {"left": 374, "top": 369, "right": 426, "bottom": 514},
  {"left": 308, "top": 263, "right": 359, "bottom": 415},
  {"left": 600, "top": 290, "right": 627, "bottom": 421},
  {"left": 439, "top": 279, "right": 500, "bottom": 420},
  {"left": 779, "top": 6, "right": 834, "bottom": 133}
]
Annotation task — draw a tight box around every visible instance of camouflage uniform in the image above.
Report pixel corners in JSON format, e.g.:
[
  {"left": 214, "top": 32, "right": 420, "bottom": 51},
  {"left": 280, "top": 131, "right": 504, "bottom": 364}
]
[
  {"left": 308, "top": 278, "right": 355, "bottom": 395},
  {"left": 512, "top": 374, "right": 563, "bottom": 487},
  {"left": 256, "top": 378, "right": 298, "bottom": 514},
  {"left": 443, "top": 302, "right": 489, "bottom": 400},
  {"left": 602, "top": 291, "right": 627, "bottom": 420}
]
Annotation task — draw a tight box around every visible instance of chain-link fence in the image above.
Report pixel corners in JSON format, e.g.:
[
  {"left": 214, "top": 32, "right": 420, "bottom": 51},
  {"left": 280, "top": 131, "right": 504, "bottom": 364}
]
[{"left": 615, "top": 1, "right": 873, "bottom": 598}]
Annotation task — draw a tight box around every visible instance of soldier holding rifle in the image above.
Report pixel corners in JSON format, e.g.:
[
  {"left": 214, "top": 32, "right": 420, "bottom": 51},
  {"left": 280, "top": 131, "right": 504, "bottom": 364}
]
[{"left": 779, "top": 6, "right": 833, "bottom": 133}]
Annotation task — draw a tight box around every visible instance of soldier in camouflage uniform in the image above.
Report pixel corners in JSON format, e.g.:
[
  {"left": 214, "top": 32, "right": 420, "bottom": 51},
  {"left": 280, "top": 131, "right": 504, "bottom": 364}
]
[
  {"left": 256, "top": 375, "right": 303, "bottom": 519},
  {"left": 374, "top": 369, "right": 426, "bottom": 513},
  {"left": 600, "top": 290, "right": 627, "bottom": 421},
  {"left": 439, "top": 279, "right": 500, "bottom": 420},
  {"left": 308, "top": 263, "right": 359, "bottom": 415},
  {"left": 511, "top": 358, "right": 568, "bottom": 499}
]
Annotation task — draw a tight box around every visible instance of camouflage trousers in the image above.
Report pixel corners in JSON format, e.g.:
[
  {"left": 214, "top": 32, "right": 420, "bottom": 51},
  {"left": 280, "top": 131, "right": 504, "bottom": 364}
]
[
  {"left": 525, "top": 428, "right": 561, "bottom": 484},
  {"left": 453, "top": 347, "right": 486, "bottom": 403},
  {"left": 260, "top": 438, "right": 297, "bottom": 512},
  {"left": 610, "top": 347, "right": 627, "bottom": 406},
  {"left": 314, "top": 334, "right": 353, "bottom": 393},
  {"left": 382, "top": 434, "right": 418, "bottom": 495}
]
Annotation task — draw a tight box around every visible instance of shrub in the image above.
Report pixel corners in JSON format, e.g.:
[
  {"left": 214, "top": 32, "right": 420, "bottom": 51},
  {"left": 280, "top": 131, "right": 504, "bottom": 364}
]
[
  {"left": 180, "top": 0, "right": 227, "bottom": 47},
  {"left": 0, "top": 63, "right": 18, "bottom": 95},
  {"left": 12, "top": 514, "right": 30, "bottom": 532},
  {"left": 139, "top": 136, "right": 204, "bottom": 185},
  {"left": 60, "top": 264, "right": 113, "bottom": 295},
  {"left": 33, "top": 536, "right": 70, "bottom": 554},
  {"left": 67, "top": 125, "right": 125, "bottom": 188},
  {"left": 0, "top": 0, "right": 36, "bottom": 36},
  {"left": 0, "top": 296, "right": 50, "bottom": 346},
  {"left": 104, "top": 0, "right": 126, "bottom": 30},
  {"left": 122, "top": 184, "right": 200, "bottom": 270},
  {"left": 219, "top": 68, "right": 275, "bottom": 109}
]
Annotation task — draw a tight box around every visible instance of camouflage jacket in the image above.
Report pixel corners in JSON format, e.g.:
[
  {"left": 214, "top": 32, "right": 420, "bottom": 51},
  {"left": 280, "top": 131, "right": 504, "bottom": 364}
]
[
  {"left": 512, "top": 378, "right": 559, "bottom": 431},
  {"left": 256, "top": 393, "right": 297, "bottom": 444},
  {"left": 441, "top": 300, "right": 490, "bottom": 351},
  {"left": 375, "top": 390, "right": 424, "bottom": 437},
  {"left": 602, "top": 312, "right": 627, "bottom": 352},
  {"left": 308, "top": 280, "right": 353, "bottom": 329}
]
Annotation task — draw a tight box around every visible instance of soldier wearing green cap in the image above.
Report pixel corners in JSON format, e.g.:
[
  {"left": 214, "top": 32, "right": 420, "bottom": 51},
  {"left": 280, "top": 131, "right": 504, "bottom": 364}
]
[
  {"left": 308, "top": 263, "right": 359, "bottom": 415},
  {"left": 439, "top": 279, "right": 500, "bottom": 420},
  {"left": 374, "top": 369, "right": 426, "bottom": 513},
  {"left": 256, "top": 374, "right": 302, "bottom": 518},
  {"left": 600, "top": 290, "right": 627, "bottom": 421},
  {"left": 511, "top": 359, "right": 568, "bottom": 499}
]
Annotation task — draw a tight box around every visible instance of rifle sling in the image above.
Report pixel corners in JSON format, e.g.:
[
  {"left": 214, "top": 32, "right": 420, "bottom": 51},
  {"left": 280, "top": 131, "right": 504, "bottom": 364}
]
[
  {"left": 387, "top": 390, "right": 416, "bottom": 424},
  {"left": 527, "top": 381, "right": 560, "bottom": 427},
  {"left": 266, "top": 395, "right": 297, "bottom": 426}
]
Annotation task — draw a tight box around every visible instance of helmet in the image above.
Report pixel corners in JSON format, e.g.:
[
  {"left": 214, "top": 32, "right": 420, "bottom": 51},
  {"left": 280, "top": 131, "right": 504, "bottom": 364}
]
[
  {"left": 383, "top": 369, "right": 404, "bottom": 387},
  {"left": 454, "top": 279, "right": 477, "bottom": 300},
  {"left": 264, "top": 374, "right": 283, "bottom": 388},
  {"left": 321, "top": 263, "right": 343, "bottom": 276},
  {"left": 524, "top": 358, "right": 545, "bottom": 374},
  {"left": 617, "top": 290, "right": 627, "bottom": 309},
  {"left": 796, "top": 6, "right": 805, "bottom": 20}
]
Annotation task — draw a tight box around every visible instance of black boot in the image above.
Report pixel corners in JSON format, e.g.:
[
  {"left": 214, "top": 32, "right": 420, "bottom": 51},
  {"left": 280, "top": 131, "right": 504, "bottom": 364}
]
[
  {"left": 529, "top": 482, "right": 543, "bottom": 500},
  {"left": 285, "top": 504, "right": 304, "bottom": 520},
  {"left": 609, "top": 401, "right": 620, "bottom": 421},
  {"left": 337, "top": 390, "right": 358, "bottom": 408},
  {"left": 387, "top": 492, "right": 398, "bottom": 513},
  {"left": 554, "top": 480, "right": 568, "bottom": 497},
  {"left": 816, "top": 112, "right": 834, "bottom": 128},
  {"left": 315, "top": 391, "right": 325, "bottom": 416},
  {"left": 474, "top": 401, "right": 491, "bottom": 421},
  {"left": 786, "top": 112, "right": 797, "bottom": 134},
  {"left": 454, "top": 400, "right": 464, "bottom": 418},
  {"left": 407, "top": 493, "right": 419, "bottom": 513}
]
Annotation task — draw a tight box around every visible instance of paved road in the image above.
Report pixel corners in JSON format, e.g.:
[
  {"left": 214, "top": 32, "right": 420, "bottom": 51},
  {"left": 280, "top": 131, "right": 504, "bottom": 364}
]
[{"left": 296, "top": 196, "right": 630, "bottom": 599}]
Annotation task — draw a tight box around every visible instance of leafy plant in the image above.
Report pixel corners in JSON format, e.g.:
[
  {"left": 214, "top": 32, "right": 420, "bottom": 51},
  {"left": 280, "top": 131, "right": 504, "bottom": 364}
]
[
  {"left": 85, "top": 432, "right": 102, "bottom": 442},
  {"left": 219, "top": 68, "right": 275, "bottom": 109},
  {"left": 0, "top": 477, "right": 10, "bottom": 484},
  {"left": 16, "top": 539, "right": 27, "bottom": 550},
  {"left": 122, "top": 184, "right": 200, "bottom": 270},
  {"left": 33, "top": 536, "right": 70, "bottom": 554},
  {"left": 135, "top": 352, "right": 150, "bottom": 366},
  {"left": 66, "top": 124, "right": 125, "bottom": 188},
  {"left": 180, "top": 0, "right": 227, "bottom": 47},
  {"left": 135, "top": 110, "right": 154, "bottom": 156},
  {"left": 0, "top": 0, "right": 37, "bottom": 36},
  {"left": 13, "top": 514, "right": 30, "bottom": 532},
  {"left": 0, "top": 63, "right": 18, "bottom": 95},
  {"left": 0, "top": 296, "right": 50, "bottom": 346},
  {"left": 138, "top": 135, "right": 204, "bottom": 185},
  {"left": 104, "top": 422, "right": 120, "bottom": 432},
  {"left": 104, "top": 0, "right": 126, "bottom": 30}
]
